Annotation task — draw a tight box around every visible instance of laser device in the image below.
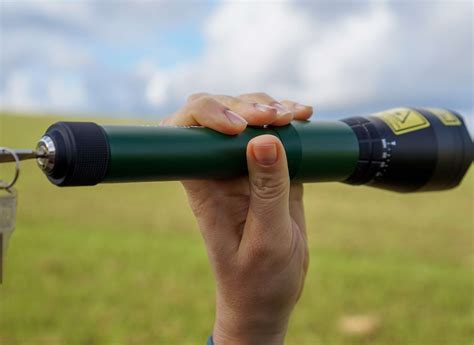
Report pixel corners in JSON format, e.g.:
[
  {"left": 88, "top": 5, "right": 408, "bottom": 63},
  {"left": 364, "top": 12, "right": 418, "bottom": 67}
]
[{"left": 2, "top": 107, "right": 471, "bottom": 193}]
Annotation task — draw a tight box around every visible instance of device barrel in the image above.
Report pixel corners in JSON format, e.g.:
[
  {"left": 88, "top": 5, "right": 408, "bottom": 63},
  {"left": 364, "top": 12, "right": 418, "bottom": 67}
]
[{"left": 37, "top": 107, "right": 473, "bottom": 193}]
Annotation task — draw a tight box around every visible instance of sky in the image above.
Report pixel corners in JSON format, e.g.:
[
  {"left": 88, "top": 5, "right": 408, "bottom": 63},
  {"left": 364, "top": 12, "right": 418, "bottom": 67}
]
[{"left": 0, "top": 0, "right": 473, "bottom": 124}]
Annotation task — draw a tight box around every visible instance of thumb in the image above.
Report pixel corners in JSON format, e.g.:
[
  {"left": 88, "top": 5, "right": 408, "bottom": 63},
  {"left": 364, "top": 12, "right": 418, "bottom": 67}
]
[{"left": 244, "top": 135, "right": 292, "bottom": 244}]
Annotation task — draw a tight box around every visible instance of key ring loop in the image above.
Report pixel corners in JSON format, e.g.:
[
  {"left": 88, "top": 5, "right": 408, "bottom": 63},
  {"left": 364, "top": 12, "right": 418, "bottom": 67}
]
[{"left": 0, "top": 147, "right": 20, "bottom": 191}]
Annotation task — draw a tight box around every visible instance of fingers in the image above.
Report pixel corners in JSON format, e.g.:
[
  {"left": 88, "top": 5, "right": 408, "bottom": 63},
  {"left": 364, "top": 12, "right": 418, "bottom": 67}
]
[
  {"left": 186, "top": 92, "right": 278, "bottom": 126},
  {"left": 208, "top": 94, "right": 279, "bottom": 126},
  {"left": 280, "top": 100, "right": 313, "bottom": 121},
  {"left": 239, "top": 92, "right": 294, "bottom": 126},
  {"left": 241, "top": 135, "right": 292, "bottom": 252},
  {"left": 163, "top": 96, "right": 248, "bottom": 135},
  {"left": 162, "top": 92, "right": 314, "bottom": 136},
  {"left": 290, "top": 183, "right": 307, "bottom": 240}
]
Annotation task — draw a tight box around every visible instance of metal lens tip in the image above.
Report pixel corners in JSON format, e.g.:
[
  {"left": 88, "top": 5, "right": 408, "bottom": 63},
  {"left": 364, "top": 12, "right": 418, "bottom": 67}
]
[{"left": 36, "top": 136, "right": 56, "bottom": 172}]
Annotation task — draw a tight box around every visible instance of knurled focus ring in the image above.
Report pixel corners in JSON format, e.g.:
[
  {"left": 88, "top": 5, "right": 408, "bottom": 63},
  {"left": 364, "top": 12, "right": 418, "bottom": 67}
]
[{"left": 342, "top": 117, "right": 384, "bottom": 185}]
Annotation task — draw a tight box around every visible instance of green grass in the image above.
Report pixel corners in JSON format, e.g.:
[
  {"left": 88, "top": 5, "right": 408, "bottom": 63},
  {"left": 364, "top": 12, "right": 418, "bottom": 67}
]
[{"left": 0, "top": 113, "right": 473, "bottom": 345}]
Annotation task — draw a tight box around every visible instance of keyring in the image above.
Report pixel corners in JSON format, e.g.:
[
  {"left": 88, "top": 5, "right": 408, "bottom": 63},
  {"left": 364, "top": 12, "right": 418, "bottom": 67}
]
[{"left": 0, "top": 147, "right": 20, "bottom": 191}]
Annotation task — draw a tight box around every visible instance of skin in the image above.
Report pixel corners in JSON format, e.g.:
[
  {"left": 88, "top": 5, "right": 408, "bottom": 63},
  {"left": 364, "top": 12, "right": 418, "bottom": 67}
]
[{"left": 161, "top": 92, "right": 313, "bottom": 344}]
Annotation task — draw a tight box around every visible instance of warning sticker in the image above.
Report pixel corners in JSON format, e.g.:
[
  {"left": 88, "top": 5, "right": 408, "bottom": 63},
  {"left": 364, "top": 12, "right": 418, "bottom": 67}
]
[
  {"left": 427, "top": 108, "right": 462, "bottom": 126},
  {"left": 375, "top": 108, "right": 430, "bottom": 135}
]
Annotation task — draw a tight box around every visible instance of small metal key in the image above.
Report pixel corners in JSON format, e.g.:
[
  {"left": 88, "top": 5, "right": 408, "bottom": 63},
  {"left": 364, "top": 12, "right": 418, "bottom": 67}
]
[
  {"left": 0, "top": 147, "right": 21, "bottom": 283},
  {"left": 0, "top": 188, "right": 17, "bottom": 283}
]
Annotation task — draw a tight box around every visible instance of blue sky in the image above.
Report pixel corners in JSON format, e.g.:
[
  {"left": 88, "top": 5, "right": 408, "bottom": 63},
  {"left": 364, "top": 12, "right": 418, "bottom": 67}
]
[{"left": 0, "top": 0, "right": 472, "bottom": 125}]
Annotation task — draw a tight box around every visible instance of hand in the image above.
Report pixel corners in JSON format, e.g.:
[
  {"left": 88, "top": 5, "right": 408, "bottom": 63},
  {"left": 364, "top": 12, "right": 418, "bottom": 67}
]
[{"left": 162, "top": 92, "right": 313, "bottom": 344}]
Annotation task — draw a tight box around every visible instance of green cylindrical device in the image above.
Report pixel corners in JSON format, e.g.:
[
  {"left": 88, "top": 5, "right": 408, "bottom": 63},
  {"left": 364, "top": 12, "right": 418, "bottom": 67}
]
[{"left": 35, "top": 107, "right": 473, "bottom": 193}]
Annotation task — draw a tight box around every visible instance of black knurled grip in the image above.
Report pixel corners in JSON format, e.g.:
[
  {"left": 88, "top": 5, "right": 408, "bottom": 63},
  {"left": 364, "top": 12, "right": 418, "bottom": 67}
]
[
  {"left": 342, "top": 116, "right": 383, "bottom": 185},
  {"left": 45, "top": 122, "right": 110, "bottom": 186}
]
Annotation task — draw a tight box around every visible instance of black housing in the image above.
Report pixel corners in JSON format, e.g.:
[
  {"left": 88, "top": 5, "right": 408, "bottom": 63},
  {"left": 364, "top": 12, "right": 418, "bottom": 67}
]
[{"left": 343, "top": 109, "right": 473, "bottom": 192}]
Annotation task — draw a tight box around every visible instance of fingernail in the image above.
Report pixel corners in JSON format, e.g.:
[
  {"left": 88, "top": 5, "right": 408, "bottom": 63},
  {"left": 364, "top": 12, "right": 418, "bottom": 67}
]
[
  {"left": 253, "top": 143, "right": 277, "bottom": 165},
  {"left": 254, "top": 103, "right": 277, "bottom": 112},
  {"left": 224, "top": 109, "right": 247, "bottom": 125},
  {"left": 272, "top": 102, "right": 294, "bottom": 118},
  {"left": 294, "top": 103, "right": 308, "bottom": 110}
]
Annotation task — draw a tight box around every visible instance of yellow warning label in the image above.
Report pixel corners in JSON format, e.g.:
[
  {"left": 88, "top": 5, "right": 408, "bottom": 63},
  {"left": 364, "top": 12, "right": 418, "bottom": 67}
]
[
  {"left": 427, "top": 108, "right": 462, "bottom": 126},
  {"left": 375, "top": 108, "right": 430, "bottom": 135}
]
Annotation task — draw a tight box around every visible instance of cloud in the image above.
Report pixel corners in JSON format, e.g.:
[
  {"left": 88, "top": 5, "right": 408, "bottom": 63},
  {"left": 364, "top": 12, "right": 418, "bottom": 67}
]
[
  {"left": 147, "top": 1, "right": 473, "bottom": 118},
  {"left": 0, "top": 0, "right": 472, "bottom": 121},
  {"left": 0, "top": 0, "right": 212, "bottom": 115}
]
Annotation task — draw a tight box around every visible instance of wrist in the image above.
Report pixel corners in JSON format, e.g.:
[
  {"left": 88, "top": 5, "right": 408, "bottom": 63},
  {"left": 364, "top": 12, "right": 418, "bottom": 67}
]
[
  {"left": 212, "top": 315, "right": 288, "bottom": 345},
  {"left": 212, "top": 328, "right": 287, "bottom": 345}
]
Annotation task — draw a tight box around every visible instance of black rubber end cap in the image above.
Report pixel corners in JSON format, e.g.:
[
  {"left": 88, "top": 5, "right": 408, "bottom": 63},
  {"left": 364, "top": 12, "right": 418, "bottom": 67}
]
[{"left": 44, "top": 122, "right": 110, "bottom": 186}]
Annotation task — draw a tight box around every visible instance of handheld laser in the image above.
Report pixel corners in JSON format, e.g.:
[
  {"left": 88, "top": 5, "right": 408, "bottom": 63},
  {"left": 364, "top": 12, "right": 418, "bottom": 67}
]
[{"left": 5, "top": 107, "right": 474, "bottom": 193}]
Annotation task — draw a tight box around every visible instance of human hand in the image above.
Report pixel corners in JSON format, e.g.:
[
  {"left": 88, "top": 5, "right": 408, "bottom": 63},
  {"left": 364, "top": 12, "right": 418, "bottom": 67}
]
[{"left": 162, "top": 92, "right": 313, "bottom": 344}]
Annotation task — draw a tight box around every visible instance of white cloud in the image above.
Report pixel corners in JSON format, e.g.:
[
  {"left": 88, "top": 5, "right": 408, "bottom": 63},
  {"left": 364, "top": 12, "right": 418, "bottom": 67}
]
[
  {"left": 0, "top": 0, "right": 472, "bottom": 120},
  {"left": 146, "top": 1, "right": 472, "bottom": 119},
  {"left": 146, "top": 69, "right": 170, "bottom": 107},
  {"left": 0, "top": 0, "right": 212, "bottom": 115},
  {"left": 2, "top": 71, "right": 38, "bottom": 110},
  {"left": 296, "top": 3, "right": 395, "bottom": 107},
  {"left": 47, "top": 75, "right": 88, "bottom": 110},
  {"left": 149, "top": 1, "right": 388, "bottom": 107}
]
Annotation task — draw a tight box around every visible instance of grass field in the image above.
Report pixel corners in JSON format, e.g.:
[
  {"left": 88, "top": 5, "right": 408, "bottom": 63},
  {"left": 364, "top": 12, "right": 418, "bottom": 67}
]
[{"left": 0, "top": 114, "right": 473, "bottom": 345}]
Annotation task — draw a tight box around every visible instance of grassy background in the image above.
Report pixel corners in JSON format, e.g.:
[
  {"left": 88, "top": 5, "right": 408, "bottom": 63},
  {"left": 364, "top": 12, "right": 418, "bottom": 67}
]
[{"left": 0, "top": 114, "right": 473, "bottom": 345}]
